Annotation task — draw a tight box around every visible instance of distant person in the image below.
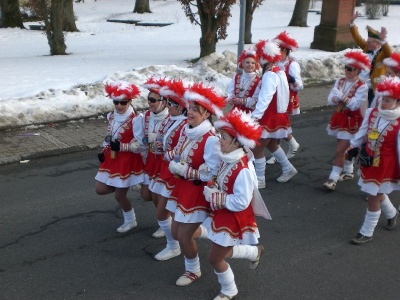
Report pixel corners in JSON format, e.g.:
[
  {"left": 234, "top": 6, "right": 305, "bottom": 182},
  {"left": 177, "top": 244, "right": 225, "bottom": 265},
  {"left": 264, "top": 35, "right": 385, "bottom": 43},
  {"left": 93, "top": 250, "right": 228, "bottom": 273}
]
[
  {"left": 266, "top": 31, "right": 303, "bottom": 165},
  {"left": 347, "top": 77, "right": 400, "bottom": 245},
  {"left": 350, "top": 11, "right": 392, "bottom": 107},
  {"left": 136, "top": 77, "right": 169, "bottom": 239},
  {"left": 166, "top": 82, "right": 225, "bottom": 287},
  {"left": 203, "top": 107, "right": 270, "bottom": 300},
  {"left": 252, "top": 39, "right": 297, "bottom": 187},
  {"left": 151, "top": 79, "right": 188, "bottom": 261},
  {"left": 226, "top": 48, "right": 261, "bottom": 113},
  {"left": 95, "top": 81, "right": 144, "bottom": 233},
  {"left": 323, "top": 51, "right": 370, "bottom": 191}
]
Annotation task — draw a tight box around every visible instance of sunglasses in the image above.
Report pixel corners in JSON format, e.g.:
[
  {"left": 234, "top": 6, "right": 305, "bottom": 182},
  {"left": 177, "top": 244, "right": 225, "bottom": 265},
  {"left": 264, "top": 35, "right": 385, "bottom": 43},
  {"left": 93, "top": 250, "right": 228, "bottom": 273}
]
[
  {"left": 167, "top": 99, "right": 178, "bottom": 107},
  {"left": 148, "top": 97, "right": 163, "bottom": 103},
  {"left": 113, "top": 100, "right": 129, "bottom": 106},
  {"left": 345, "top": 66, "right": 356, "bottom": 72}
]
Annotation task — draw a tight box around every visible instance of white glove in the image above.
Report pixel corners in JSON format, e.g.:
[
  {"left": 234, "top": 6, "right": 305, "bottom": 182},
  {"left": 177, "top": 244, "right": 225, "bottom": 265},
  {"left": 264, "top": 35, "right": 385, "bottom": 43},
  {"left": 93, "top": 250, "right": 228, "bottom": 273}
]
[
  {"left": 129, "top": 141, "right": 141, "bottom": 153},
  {"left": 148, "top": 133, "right": 157, "bottom": 143},
  {"left": 203, "top": 185, "right": 219, "bottom": 202},
  {"left": 169, "top": 160, "right": 188, "bottom": 177},
  {"left": 332, "top": 88, "right": 343, "bottom": 100},
  {"left": 198, "top": 163, "right": 213, "bottom": 182}
]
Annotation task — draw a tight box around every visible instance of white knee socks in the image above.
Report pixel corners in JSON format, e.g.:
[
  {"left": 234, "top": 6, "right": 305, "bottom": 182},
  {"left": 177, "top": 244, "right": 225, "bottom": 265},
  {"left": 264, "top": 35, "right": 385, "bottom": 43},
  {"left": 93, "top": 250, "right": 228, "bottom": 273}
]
[
  {"left": 215, "top": 265, "right": 238, "bottom": 297},
  {"left": 329, "top": 166, "right": 343, "bottom": 182},
  {"left": 343, "top": 159, "right": 354, "bottom": 174},
  {"left": 380, "top": 194, "right": 397, "bottom": 219},
  {"left": 272, "top": 147, "right": 293, "bottom": 173},
  {"left": 254, "top": 157, "right": 266, "bottom": 181},
  {"left": 158, "top": 217, "right": 179, "bottom": 250},
  {"left": 359, "top": 210, "right": 381, "bottom": 237},
  {"left": 185, "top": 255, "right": 201, "bottom": 273},
  {"left": 231, "top": 245, "right": 258, "bottom": 261},
  {"left": 123, "top": 209, "right": 136, "bottom": 223}
]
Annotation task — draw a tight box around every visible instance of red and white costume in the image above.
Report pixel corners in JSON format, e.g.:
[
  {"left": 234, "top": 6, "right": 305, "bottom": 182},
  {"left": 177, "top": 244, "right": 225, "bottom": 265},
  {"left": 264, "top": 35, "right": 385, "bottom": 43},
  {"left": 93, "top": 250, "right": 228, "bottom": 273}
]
[
  {"left": 95, "top": 84, "right": 144, "bottom": 188},
  {"left": 327, "top": 77, "right": 368, "bottom": 139}
]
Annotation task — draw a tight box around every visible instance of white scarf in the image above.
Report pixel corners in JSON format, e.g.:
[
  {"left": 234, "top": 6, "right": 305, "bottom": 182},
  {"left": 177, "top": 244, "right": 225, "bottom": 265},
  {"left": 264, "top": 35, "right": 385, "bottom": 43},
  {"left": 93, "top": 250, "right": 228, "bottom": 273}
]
[
  {"left": 378, "top": 104, "right": 400, "bottom": 121},
  {"left": 151, "top": 107, "right": 169, "bottom": 122},
  {"left": 219, "top": 148, "right": 245, "bottom": 163},
  {"left": 113, "top": 106, "right": 134, "bottom": 123},
  {"left": 185, "top": 119, "right": 214, "bottom": 140}
]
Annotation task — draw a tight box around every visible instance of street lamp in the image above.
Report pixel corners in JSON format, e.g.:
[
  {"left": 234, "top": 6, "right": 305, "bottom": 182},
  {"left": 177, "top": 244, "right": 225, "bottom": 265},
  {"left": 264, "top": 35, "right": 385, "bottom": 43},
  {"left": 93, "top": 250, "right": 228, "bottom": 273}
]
[{"left": 237, "top": 0, "right": 246, "bottom": 74}]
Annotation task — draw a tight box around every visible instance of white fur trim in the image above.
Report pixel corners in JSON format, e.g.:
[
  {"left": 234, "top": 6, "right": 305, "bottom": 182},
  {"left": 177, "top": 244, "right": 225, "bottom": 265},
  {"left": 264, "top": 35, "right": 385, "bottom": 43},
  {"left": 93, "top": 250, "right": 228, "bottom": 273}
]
[{"left": 383, "top": 57, "right": 400, "bottom": 68}]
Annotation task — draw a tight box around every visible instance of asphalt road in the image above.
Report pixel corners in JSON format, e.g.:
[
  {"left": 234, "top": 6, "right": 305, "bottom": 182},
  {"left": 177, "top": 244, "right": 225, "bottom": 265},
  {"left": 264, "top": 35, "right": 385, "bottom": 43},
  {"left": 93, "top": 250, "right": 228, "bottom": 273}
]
[{"left": 0, "top": 108, "right": 399, "bottom": 300}]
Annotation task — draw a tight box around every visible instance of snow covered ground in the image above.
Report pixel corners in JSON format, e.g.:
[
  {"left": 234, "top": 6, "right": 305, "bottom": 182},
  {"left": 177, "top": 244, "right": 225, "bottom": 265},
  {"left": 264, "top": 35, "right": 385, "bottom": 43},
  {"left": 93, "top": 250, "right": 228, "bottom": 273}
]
[{"left": 0, "top": 0, "right": 399, "bottom": 128}]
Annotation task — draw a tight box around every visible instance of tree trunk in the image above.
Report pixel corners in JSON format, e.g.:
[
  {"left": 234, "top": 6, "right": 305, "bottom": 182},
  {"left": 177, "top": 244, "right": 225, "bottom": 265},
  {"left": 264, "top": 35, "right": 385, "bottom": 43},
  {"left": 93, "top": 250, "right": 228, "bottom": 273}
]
[
  {"left": 244, "top": 0, "right": 253, "bottom": 44},
  {"left": 63, "top": 0, "right": 78, "bottom": 32},
  {"left": 197, "top": 1, "right": 217, "bottom": 57},
  {"left": 0, "top": 0, "right": 24, "bottom": 28},
  {"left": 133, "top": 0, "right": 151, "bottom": 13},
  {"left": 356, "top": 0, "right": 362, "bottom": 6},
  {"left": 288, "top": 0, "right": 311, "bottom": 27},
  {"left": 41, "top": 0, "right": 67, "bottom": 55}
]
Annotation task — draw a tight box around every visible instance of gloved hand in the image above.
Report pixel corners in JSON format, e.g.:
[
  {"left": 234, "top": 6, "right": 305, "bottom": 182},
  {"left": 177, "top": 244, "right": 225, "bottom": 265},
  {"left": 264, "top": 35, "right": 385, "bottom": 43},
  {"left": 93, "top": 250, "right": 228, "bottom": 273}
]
[
  {"left": 97, "top": 152, "right": 105, "bottom": 163},
  {"left": 288, "top": 75, "right": 296, "bottom": 84},
  {"left": 203, "top": 185, "right": 219, "bottom": 202},
  {"left": 169, "top": 160, "right": 188, "bottom": 177},
  {"left": 110, "top": 140, "right": 120, "bottom": 151},
  {"left": 198, "top": 163, "right": 213, "bottom": 182},
  {"left": 346, "top": 146, "right": 359, "bottom": 161},
  {"left": 332, "top": 88, "right": 344, "bottom": 100},
  {"left": 230, "top": 98, "right": 246, "bottom": 106},
  {"left": 120, "top": 140, "right": 141, "bottom": 153},
  {"left": 148, "top": 133, "right": 157, "bottom": 143}
]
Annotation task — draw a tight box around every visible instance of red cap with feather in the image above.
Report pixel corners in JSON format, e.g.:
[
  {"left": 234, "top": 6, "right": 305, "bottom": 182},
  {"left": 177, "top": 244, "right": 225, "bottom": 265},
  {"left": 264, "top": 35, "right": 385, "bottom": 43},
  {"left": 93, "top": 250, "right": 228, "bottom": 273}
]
[
  {"left": 105, "top": 81, "right": 140, "bottom": 100},
  {"left": 214, "top": 107, "right": 262, "bottom": 149},
  {"left": 375, "top": 77, "right": 400, "bottom": 99},
  {"left": 159, "top": 79, "right": 187, "bottom": 108},
  {"left": 237, "top": 48, "right": 260, "bottom": 69},
  {"left": 143, "top": 77, "right": 168, "bottom": 94},
  {"left": 183, "top": 82, "right": 226, "bottom": 117},
  {"left": 253, "top": 40, "right": 282, "bottom": 65},
  {"left": 273, "top": 31, "right": 299, "bottom": 52},
  {"left": 341, "top": 50, "right": 371, "bottom": 72},
  {"left": 383, "top": 52, "right": 400, "bottom": 72}
]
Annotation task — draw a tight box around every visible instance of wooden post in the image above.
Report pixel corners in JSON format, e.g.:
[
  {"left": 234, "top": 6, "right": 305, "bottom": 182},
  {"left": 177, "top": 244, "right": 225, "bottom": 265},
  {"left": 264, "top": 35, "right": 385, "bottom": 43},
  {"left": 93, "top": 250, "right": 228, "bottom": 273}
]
[{"left": 310, "top": 0, "right": 356, "bottom": 51}]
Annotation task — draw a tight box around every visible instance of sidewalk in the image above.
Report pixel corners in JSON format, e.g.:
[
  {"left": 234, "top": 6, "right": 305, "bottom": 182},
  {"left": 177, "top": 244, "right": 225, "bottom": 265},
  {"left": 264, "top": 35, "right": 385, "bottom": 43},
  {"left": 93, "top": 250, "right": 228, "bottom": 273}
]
[{"left": 0, "top": 83, "right": 332, "bottom": 165}]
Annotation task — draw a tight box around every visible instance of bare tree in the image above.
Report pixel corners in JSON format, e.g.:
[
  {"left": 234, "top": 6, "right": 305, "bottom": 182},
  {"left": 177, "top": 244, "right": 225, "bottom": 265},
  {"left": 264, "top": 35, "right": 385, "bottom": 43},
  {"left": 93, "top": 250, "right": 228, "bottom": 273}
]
[
  {"left": 288, "top": 0, "right": 311, "bottom": 27},
  {"left": 0, "top": 0, "right": 24, "bottom": 28},
  {"left": 179, "top": 0, "right": 236, "bottom": 58},
  {"left": 244, "top": 0, "right": 265, "bottom": 44},
  {"left": 40, "top": 0, "right": 67, "bottom": 55},
  {"left": 133, "top": 0, "right": 151, "bottom": 13},
  {"left": 63, "top": 0, "right": 78, "bottom": 32}
]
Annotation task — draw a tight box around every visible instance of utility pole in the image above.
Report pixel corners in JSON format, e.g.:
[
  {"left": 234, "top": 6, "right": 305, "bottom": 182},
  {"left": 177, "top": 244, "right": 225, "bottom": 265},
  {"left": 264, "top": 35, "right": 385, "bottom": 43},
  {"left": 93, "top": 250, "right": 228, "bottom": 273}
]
[{"left": 237, "top": 0, "right": 246, "bottom": 74}]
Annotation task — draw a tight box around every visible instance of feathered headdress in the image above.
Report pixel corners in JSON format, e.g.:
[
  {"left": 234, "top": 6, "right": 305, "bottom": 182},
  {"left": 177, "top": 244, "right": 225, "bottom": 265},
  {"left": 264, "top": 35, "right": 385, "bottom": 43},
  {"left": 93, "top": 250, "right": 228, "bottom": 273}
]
[
  {"left": 237, "top": 48, "right": 260, "bottom": 69},
  {"left": 105, "top": 81, "right": 140, "bottom": 100},
  {"left": 143, "top": 77, "right": 168, "bottom": 94},
  {"left": 383, "top": 52, "right": 400, "bottom": 72},
  {"left": 375, "top": 77, "right": 400, "bottom": 99},
  {"left": 214, "top": 108, "right": 262, "bottom": 149},
  {"left": 159, "top": 79, "right": 187, "bottom": 107},
  {"left": 253, "top": 40, "right": 282, "bottom": 65},
  {"left": 273, "top": 31, "right": 299, "bottom": 52},
  {"left": 183, "top": 82, "right": 226, "bottom": 117},
  {"left": 341, "top": 50, "right": 371, "bottom": 72}
]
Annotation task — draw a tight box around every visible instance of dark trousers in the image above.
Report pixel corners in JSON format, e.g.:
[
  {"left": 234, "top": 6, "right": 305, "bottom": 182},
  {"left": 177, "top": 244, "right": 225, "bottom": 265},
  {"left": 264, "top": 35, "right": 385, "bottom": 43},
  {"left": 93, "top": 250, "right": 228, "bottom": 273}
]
[{"left": 368, "top": 88, "right": 374, "bottom": 108}]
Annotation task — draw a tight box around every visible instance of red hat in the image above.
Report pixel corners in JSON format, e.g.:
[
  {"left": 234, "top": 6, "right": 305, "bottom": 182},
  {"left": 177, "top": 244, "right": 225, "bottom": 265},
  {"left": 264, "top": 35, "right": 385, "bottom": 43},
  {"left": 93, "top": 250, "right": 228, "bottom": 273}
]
[
  {"left": 237, "top": 48, "right": 260, "bottom": 69},
  {"left": 105, "top": 81, "right": 140, "bottom": 100},
  {"left": 273, "top": 31, "right": 299, "bottom": 52},
  {"left": 143, "top": 77, "right": 168, "bottom": 94},
  {"left": 159, "top": 79, "right": 187, "bottom": 107},
  {"left": 375, "top": 77, "right": 400, "bottom": 99},
  {"left": 253, "top": 40, "right": 282, "bottom": 65},
  {"left": 183, "top": 82, "right": 226, "bottom": 117},
  {"left": 383, "top": 52, "right": 400, "bottom": 72},
  {"left": 341, "top": 50, "right": 371, "bottom": 72},
  {"left": 214, "top": 107, "right": 262, "bottom": 149}
]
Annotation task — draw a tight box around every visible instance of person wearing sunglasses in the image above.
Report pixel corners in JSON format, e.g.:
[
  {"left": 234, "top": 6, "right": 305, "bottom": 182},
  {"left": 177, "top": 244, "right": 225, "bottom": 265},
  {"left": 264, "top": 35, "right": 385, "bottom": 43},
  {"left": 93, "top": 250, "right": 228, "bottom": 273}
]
[
  {"left": 135, "top": 77, "right": 169, "bottom": 239},
  {"left": 251, "top": 40, "right": 298, "bottom": 187},
  {"left": 145, "top": 79, "right": 188, "bottom": 261},
  {"left": 202, "top": 108, "right": 271, "bottom": 300},
  {"left": 265, "top": 31, "right": 303, "bottom": 166},
  {"left": 226, "top": 48, "right": 260, "bottom": 114},
  {"left": 346, "top": 77, "right": 400, "bottom": 245},
  {"left": 323, "top": 51, "right": 370, "bottom": 191},
  {"left": 95, "top": 81, "right": 145, "bottom": 233},
  {"left": 165, "top": 82, "right": 225, "bottom": 287}
]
